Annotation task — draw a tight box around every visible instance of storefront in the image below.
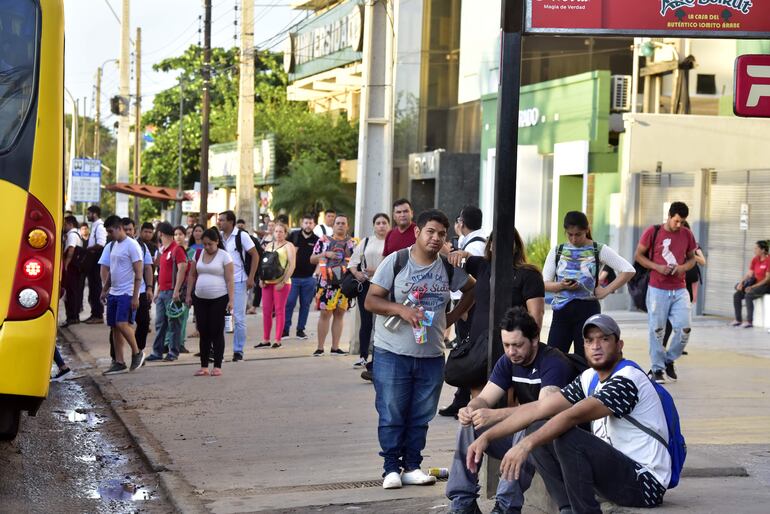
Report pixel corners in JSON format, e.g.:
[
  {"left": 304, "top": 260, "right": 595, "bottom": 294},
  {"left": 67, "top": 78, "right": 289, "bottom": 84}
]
[{"left": 480, "top": 71, "right": 619, "bottom": 244}]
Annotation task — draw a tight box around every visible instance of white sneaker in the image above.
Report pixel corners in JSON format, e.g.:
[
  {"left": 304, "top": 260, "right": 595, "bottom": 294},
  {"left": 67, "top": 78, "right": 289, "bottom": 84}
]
[
  {"left": 382, "top": 471, "right": 402, "bottom": 489},
  {"left": 401, "top": 468, "right": 436, "bottom": 486},
  {"left": 353, "top": 357, "right": 367, "bottom": 368}
]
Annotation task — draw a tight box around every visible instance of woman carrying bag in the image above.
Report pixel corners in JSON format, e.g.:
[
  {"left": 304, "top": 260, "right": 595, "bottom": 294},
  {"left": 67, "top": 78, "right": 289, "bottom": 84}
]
[
  {"left": 256, "top": 221, "right": 296, "bottom": 349},
  {"left": 348, "top": 213, "right": 391, "bottom": 368},
  {"left": 543, "top": 211, "right": 635, "bottom": 358},
  {"left": 186, "top": 228, "right": 234, "bottom": 377}
]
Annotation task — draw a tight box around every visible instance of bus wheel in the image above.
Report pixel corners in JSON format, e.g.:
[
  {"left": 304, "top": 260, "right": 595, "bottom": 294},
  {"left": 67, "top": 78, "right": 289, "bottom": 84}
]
[{"left": 0, "top": 409, "right": 21, "bottom": 441}]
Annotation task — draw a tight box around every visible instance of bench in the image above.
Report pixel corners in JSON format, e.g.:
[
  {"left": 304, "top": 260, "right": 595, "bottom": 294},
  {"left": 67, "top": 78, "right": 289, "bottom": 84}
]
[{"left": 752, "top": 294, "right": 770, "bottom": 328}]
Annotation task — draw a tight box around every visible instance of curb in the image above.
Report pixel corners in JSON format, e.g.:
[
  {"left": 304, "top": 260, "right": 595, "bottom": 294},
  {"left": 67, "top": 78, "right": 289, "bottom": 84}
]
[{"left": 60, "top": 326, "right": 209, "bottom": 514}]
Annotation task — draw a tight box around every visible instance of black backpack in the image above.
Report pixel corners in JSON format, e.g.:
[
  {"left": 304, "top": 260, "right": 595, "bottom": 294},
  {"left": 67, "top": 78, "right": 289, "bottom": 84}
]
[
  {"left": 259, "top": 243, "right": 287, "bottom": 281},
  {"left": 627, "top": 225, "right": 661, "bottom": 312},
  {"left": 234, "top": 228, "right": 263, "bottom": 276}
]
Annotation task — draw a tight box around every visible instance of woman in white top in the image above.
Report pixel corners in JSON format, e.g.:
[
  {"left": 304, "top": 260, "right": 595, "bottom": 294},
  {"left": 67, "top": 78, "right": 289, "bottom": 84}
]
[
  {"left": 542, "top": 211, "right": 635, "bottom": 358},
  {"left": 348, "top": 212, "right": 391, "bottom": 367},
  {"left": 186, "top": 228, "right": 234, "bottom": 376}
]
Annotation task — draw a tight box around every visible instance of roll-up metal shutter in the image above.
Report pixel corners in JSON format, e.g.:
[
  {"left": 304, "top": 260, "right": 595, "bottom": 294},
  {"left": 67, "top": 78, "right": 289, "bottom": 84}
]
[
  {"left": 639, "top": 172, "right": 696, "bottom": 228},
  {"left": 704, "top": 169, "right": 770, "bottom": 316}
]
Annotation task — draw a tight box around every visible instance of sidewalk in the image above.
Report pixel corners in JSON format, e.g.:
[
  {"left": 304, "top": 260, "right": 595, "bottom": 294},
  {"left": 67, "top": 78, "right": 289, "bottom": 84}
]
[{"left": 60, "top": 305, "right": 770, "bottom": 513}]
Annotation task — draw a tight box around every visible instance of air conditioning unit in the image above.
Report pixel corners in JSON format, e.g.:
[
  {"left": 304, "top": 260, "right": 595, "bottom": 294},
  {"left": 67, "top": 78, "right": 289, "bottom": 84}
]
[{"left": 611, "top": 75, "right": 631, "bottom": 112}]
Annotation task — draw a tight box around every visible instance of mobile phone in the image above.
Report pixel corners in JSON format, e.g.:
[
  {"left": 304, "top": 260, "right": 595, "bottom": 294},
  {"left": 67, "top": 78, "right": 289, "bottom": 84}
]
[
  {"left": 564, "top": 278, "right": 576, "bottom": 285},
  {"left": 450, "top": 236, "right": 459, "bottom": 251}
]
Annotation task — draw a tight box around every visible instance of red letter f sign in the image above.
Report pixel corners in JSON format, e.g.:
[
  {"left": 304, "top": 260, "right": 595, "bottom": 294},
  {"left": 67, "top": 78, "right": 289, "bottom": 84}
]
[{"left": 735, "top": 55, "right": 770, "bottom": 118}]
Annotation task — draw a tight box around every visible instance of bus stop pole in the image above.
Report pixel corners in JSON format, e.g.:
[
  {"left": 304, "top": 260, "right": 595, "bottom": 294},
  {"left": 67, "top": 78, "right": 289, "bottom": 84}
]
[{"left": 485, "top": 0, "right": 524, "bottom": 498}]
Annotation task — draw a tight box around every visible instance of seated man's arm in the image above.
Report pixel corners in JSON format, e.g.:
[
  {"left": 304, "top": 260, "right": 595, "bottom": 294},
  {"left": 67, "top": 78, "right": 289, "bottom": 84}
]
[
  {"left": 466, "top": 391, "right": 572, "bottom": 472},
  {"left": 499, "top": 397, "right": 611, "bottom": 481}
]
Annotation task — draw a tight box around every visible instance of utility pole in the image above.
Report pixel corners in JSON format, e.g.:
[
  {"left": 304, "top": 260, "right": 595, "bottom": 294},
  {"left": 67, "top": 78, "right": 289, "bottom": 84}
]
[
  {"left": 94, "top": 67, "right": 101, "bottom": 158},
  {"left": 133, "top": 27, "right": 142, "bottom": 221},
  {"left": 174, "top": 78, "right": 184, "bottom": 226},
  {"left": 115, "top": 0, "right": 131, "bottom": 217},
  {"left": 236, "top": 0, "right": 255, "bottom": 229},
  {"left": 199, "top": 0, "right": 212, "bottom": 225},
  {"left": 79, "top": 96, "right": 88, "bottom": 157}
]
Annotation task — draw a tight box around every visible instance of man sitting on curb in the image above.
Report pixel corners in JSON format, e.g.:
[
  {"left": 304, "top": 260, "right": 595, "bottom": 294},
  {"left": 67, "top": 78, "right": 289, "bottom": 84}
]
[
  {"left": 447, "top": 307, "right": 579, "bottom": 514},
  {"left": 467, "top": 314, "right": 672, "bottom": 514}
]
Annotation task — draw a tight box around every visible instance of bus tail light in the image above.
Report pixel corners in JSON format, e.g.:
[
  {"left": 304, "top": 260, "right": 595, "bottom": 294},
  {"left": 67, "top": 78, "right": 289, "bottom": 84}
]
[{"left": 7, "top": 194, "right": 56, "bottom": 320}]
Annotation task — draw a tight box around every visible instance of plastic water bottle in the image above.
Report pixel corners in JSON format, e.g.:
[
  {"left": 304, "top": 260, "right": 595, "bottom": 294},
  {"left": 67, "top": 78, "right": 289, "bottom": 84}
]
[
  {"left": 224, "top": 309, "right": 234, "bottom": 333},
  {"left": 384, "top": 289, "right": 424, "bottom": 331},
  {"left": 428, "top": 467, "right": 449, "bottom": 479}
]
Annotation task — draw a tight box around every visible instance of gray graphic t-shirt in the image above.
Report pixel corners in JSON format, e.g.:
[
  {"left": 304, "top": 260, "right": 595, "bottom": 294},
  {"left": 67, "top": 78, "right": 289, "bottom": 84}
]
[{"left": 371, "top": 247, "right": 469, "bottom": 358}]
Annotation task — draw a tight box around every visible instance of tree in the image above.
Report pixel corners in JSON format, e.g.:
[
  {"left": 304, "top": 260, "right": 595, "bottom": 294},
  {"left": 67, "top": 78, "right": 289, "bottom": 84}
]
[{"left": 271, "top": 155, "right": 354, "bottom": 221}]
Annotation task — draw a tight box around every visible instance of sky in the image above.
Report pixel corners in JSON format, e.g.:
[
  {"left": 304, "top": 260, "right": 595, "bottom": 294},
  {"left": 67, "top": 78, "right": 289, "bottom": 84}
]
[{"left": 64, "top": 0, "right": 304, "bottom": 121}]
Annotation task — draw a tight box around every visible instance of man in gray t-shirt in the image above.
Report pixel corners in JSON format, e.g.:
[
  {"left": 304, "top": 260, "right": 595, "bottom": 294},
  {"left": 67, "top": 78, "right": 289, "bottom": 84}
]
[{"left": 365, "top": 209, "right": 476, "bottom": 490}]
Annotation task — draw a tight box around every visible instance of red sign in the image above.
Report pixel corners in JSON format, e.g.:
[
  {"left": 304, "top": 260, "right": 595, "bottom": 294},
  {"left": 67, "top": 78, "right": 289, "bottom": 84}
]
[
  {"left": 527, "top": 0, "right": 770, "bottom": 37},
  {"left": 734, "top": 55, "right": 770, "bottom": 118}
]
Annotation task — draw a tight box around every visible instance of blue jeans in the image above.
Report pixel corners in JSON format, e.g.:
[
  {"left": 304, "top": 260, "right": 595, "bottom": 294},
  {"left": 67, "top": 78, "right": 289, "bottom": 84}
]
[
  {"left": 446, "top": 424, "right": 533, "bottom": 513},
  {"left": 372, "top": 347, "right": 444, "bottom": 474},
  {"left": 152, "top": 290, "right": 181, "bottom": 358},
  {"left": 232, "top": 281, "right": 248, "bottom": 353},
  {"left": 647, "top": 286, "right": 691, "bottom": 372},
  {"left": 284, "top": 276, "right": 317, "bottom": 332}
]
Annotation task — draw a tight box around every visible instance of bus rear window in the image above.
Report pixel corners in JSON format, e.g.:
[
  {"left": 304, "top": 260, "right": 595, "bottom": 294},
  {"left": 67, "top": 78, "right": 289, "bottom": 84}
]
[{"left": 0, "top": 0, "right": 38, "bottom": 153}]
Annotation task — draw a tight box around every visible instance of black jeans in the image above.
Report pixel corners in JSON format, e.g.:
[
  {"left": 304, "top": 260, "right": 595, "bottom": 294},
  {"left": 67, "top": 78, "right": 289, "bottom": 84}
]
[
  {"left": 195, "top": 294, "right": 228, "bottom": 368},
  {"left": 62, "top": 265, "right": 81, "bottom": 322},
  {"left": 252, "top": 286, "right": 262, "bottom": 308},
  {"left": 528, "top": 420, "right": 653, "bottom": 513},
  {"left": 547, "top": 300, "right": 600, "bottom": 359},
  {"left": 733, "top": 283, "right": 770, "bottom": 324},
  {"left": 357, "top": 281, "right": 373, "bottom": 360},
  {"left": 87, "top": 259, "right": 103, "bottom": 318},
  {"left": 135, "top": 292, "right": 151, "bottom": 351}
]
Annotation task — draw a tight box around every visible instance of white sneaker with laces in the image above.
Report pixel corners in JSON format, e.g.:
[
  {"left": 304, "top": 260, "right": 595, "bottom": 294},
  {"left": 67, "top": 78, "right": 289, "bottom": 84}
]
[
  {"left": 382, "top": 471, "right": 402, "bottom": 489},
  {"left": 353, "top": 357, "right": 367, "bottom": 368},
  {"left": 401, "top": 469, "right": 436, "bottom": 485}
]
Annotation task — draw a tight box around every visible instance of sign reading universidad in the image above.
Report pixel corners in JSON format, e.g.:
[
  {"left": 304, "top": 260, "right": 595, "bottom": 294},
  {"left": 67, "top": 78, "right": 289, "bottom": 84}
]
[{"left": 526, "top": 0, "right": 770, "bottom": 37}]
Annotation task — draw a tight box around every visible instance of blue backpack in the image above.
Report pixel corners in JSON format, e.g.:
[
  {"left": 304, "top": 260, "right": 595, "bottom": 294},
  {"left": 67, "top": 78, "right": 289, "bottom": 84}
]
[{"left": 588, "top": 359, "right": 686, "bottom": 489}]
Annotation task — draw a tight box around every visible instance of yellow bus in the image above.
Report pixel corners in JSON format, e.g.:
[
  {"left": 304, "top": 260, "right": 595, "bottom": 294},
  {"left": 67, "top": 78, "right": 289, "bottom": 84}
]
[{"left": 0, "top": 0, "right": 63, "bottom": 440}]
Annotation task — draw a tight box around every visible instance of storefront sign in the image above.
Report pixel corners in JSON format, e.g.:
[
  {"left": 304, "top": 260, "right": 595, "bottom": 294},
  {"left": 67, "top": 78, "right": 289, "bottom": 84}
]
[
  {"left": 734, "top": 55, "right": 770, "bottom": 118},
  {"left": 526, "top": 0, "right": 770, "bottom": 37},
  {"left": 518, "top": 107, "right": 541, "bottom": 128},
  {"left": 285, "top": 2, "right": 363, "bottom": 77}
]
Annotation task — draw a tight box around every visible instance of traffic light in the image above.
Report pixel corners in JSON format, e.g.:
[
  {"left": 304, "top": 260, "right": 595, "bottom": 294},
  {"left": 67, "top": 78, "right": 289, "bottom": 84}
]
[{"left": 110, "top": 95, "right": 126, "bottom": 116}]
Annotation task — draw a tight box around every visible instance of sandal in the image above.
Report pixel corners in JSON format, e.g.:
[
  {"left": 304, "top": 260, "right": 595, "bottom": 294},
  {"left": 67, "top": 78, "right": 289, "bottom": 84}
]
[
  {"left": 246, "top": 307, "right": 257, "bottom": 315},
  {"left": 271, "top": 342, "right": 282, "bottom": 349},
  {"left": 194, "top": 368, "right": 210, "bottom": 377},
  {"left": 254, "top": 342, "right": 271, "bottom": 348},
  {"left": 211, "top": 368, "right": 222, "bottom": 377}
]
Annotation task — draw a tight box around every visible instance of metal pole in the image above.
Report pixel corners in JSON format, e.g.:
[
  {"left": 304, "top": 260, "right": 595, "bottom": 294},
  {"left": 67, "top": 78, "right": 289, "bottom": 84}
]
[
  {"left": 486, "top": 0, "right": 523, "bottom": 495},
  {"left": 115, "top": 0, "right": 131, "bottom": 217},
  {"left": 133, "top": 27, "right": 142, "bottom": 222},
  {"left": 94, "top": 67, "right": 101, "bottom": 157},
  {"left": 199, "top": 0, "right": 212, "bottom": 225},
  {"left": 175, "top": 78, "right": 184, "bottom": 226}
]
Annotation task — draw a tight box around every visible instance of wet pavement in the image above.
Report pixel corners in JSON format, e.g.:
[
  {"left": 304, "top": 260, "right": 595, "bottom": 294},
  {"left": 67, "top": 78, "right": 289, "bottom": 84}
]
[{"left": 0, "top": 344, "right": 171, "bottom": 513}]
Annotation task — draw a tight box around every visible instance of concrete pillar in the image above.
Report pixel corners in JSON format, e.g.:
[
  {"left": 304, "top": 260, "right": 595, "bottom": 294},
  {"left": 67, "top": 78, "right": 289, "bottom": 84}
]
[{"left": 353, "top": 0, "right": 394, "bottom": 237}]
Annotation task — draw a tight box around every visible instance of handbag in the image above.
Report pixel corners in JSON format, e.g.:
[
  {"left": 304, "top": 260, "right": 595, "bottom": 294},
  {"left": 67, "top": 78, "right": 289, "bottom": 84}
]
[
  {"left": 444, "top": 332, "right": 489, "bottom": 388},
  {"left": 339, "top": 270, "right": 364, "bottom": 298}
]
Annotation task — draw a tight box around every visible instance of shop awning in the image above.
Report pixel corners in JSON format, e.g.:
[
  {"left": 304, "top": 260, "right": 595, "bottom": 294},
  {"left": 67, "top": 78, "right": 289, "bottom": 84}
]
[{"left": 104, "top": 183, "right": 192, "bottom": 202}]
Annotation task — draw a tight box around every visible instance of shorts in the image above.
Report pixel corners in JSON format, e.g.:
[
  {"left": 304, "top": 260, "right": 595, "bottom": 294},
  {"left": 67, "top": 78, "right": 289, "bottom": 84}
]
[
  {"left": 316, "top": 284, "right": 350, "bottom": 311},
  {"left": 106, "top": 294, "right": 136, "bottom": 326}
]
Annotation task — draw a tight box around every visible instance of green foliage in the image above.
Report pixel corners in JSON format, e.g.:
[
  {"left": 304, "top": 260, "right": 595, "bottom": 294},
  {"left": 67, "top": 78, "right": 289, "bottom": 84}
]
[
  {"left": 271, "top": 155, "right": 354, "bottom": 222},
  {"left": 525, "top": 234, "right": 552, "bottom": 271}
]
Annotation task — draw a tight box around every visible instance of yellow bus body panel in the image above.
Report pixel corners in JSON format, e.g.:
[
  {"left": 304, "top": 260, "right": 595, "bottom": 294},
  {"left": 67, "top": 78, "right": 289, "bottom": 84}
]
[
  {"left": 0, "top": 311, "right": 56, "bottom": 398},
  {"left": 0, "top": 0, "right": 64, "bottom": 403}
]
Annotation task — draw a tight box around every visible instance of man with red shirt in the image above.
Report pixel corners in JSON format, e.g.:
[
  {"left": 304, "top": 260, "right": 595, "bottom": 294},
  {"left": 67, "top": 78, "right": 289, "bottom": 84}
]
[
  {"left": 147, "top": 222, "right": 188, "bottom": 362},
  {"left": 383, "top": 199, "right": 416, "bottom": 257},
  {"left": 635, "top": 202, "right": 697, "bottom": 383}
]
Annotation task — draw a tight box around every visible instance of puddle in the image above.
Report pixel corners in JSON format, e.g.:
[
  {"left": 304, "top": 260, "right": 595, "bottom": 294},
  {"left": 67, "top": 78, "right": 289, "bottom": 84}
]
[
  {"left": 89, "top": 479, "right": 153, "bottom": 501},
  {"left": 63, "top": 409, "right": 105, "bottom": 427}
]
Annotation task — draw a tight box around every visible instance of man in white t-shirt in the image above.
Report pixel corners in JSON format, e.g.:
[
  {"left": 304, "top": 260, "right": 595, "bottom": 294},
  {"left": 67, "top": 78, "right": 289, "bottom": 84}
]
[
  {"left": 61, "top": 215, "right": 84, "bottom": 327},
  {"left": 465, "top": 314, "right": 672, "bottom": 514},
  {"left": 218, "top": 210, "right": 259, "bottom": 362},
  {"left": 98, "top": 216, "right": 146, "bottom": 375},
  {"left": 313, "top": 208, "right": 336, "bottom": 238},
  {"left": 84, "top": 205, "right": 108, "bottom": 323}
]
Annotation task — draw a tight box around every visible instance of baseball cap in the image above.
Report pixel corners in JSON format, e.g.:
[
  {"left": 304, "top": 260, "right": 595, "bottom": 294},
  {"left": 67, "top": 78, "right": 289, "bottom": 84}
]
[{"left": 582, "top": 313, "right": 621, "bottom": 340}]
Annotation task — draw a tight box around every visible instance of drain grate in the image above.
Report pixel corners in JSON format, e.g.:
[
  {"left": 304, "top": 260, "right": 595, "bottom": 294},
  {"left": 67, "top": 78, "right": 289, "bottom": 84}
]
[{"left": 256, "top": 477, "right": 447, "bottom": 494}]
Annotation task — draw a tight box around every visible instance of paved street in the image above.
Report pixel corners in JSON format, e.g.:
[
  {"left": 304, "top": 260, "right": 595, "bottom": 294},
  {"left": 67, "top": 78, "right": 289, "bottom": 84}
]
[
  {"left": 46, "top": 303, "right": 770, "bottom": 513},
  {"left": 0, "top": 341, "right": 171, "bottom": 513}
]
